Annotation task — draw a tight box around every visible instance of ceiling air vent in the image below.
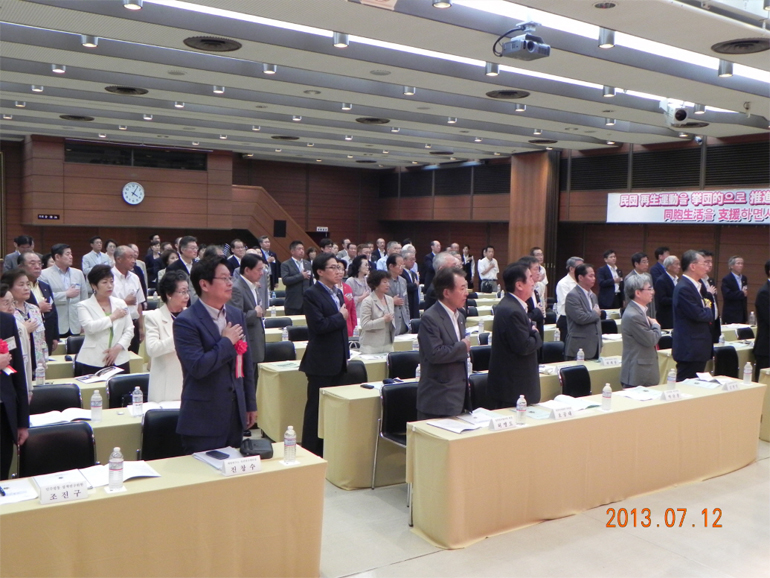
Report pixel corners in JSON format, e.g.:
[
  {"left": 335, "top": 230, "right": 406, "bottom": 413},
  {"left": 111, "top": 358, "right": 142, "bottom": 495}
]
[
  {"left": 529, "top": 139, "right": 558, "bottom": 145},
  {"left": 271, "top": 136, "right": 300, "bottom": 140},
  {"left": 711, "top": 38, "right": 769, "bottom": 55},
  {"left": 356, "top": 117, "right": 390, "bottom": 124},
  {"left": 356, "top": 160, "right": 377, "bottom": 163},
  {"left": 429, "top": 151, "right": 454, "bottom": 156},
  {"left": 105, "top": 86, "right": 149, "bottom": 96},
  {"left": 486, "top": 90, "right": 530, "bottom": 100},
  {"left": 183, "top": 36, "right": 243, "bottom": 52},
  {"left": 59, "top": 115, "right": 94, "bottom": 121}
]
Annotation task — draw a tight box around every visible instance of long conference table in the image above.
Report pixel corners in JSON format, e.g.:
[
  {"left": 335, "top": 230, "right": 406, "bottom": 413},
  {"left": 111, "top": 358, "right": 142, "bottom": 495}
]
[
  {"left": 406, "top": 380, "right": 766, "bottom": 549},
  {"left": 0, "top": 445, "right": 326, "bottom": 578}
]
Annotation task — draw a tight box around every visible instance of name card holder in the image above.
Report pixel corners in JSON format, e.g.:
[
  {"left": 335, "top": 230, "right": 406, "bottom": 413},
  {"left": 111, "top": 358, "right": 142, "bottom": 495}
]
[
  {"left": 599, "top": 356, "right": 621, "bottom": 367},
  {"left": 39, "top": 480, "right": 89, "bottom": 505},
  {"left": 550, "top": 407, "right": 574, "bottom": 420},
  {"left": 722, "top": 381, "right": 740, "bottom": 392},
  {"left": 489, "top": 415, "right": 517, "bottom": 431},
  {"left": 221, "top": 455, "right": 262, "bottom": 477},
  {"left": 661, "top": 389, "right": 682, "bottom": 401}
]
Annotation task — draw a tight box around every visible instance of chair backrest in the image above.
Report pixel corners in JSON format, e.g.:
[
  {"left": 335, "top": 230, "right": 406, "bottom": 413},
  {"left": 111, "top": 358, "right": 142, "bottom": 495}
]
[
  {"left": 491, "top": 305, "right": 497, "bottom": 315},
  {"left": 545, "top": 311, "right": 557, "bottom": 325},
  {"left": 263, "top": 341, "right": 296, "bottom": 363},
  {"left": 658, "top": 334, "right": 673, "bottom": 350},
  {"left": 541, "top": 341, "right": 565, "bottom": 364},
  {"left": 264, "top": 317, "right": 293, "bottom": 329},
  {"left": 334, "top": 359, "right": 369, "bottom": 385},
  {"left": 273, "top": 290, "right": 286, "bottom": 298},
  {"left": 418, "top": 300, "right": 427, "bottom": 311},
  {"left": 600, "top": 309, "right": 608, "bottom": 320},
  {"left": 466, "top": 306, "right": 479, "bottom": 317},
  {"left": 465, "top": 298, "right": 477, "bottom": 307},
  {"left": 386, "top": 351, "right": 420, "bottom": 379},
  {"left": 469, "top": 345, "right": 491, "bottom": 372},
  {"left": 269, "top": 297, "right": 285, "bottom": 307},
  {"left": 469, "top": 373, "right": 494, "bottom": 410},
  {"left": 286, "top": 326, "right": 309, "bottom": 342},
  {"left": 478, "top": 332, "right": 489, "bottom": 346},
  {"left": 145, "top": 300, "right": 160, "bottom": 311},
  {"left": 409, "top": 318, "right": 421, "bottom": 334},
  {"left": 66, "top": 335, "right": 85, "bottom": 355},
  {"left": 714, "top": 346, "right": 739, "bottom": 378},
  {"left": 107, "top": 373, "right": 150, "bottom": 409},
  {"left": 19, "top": 422, "right": 96, "bottom": 478},
  {"left": 467, "top": 292, "right": 478, "bottom": 299},
  {"left": 736, "top": 327, "right": 755, "bottom": 340},
  {"left": 140, "top": 409, "right": 185, "bottom": 461},
  {"left": 601, "top": 319, "right": 618, "bottom": 334},
  {"left": 380, "top": 382, "right": 418, "bottom": 444},
  {"left": 29, "top": 384, "right": 82, "bottom": 414},
  {"left": 559, "top": 365, "right": 591, "bottom": 398}
]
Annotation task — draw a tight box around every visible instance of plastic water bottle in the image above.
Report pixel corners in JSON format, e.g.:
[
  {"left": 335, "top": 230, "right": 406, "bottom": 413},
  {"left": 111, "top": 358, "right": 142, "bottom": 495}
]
[
  {"left": 516, "top": 395, "right": 527, "bottom": 425},
  {"left": 131, "top": 386, "right": 143, "bottom": 417},
  {"left": 283, "top": 426, "right": 297, "bottom": 464},
  {"left": 108, "top": 447, "right": 123, "bottom": 490},
  {"left": 488, "top": 332, "right": 493, "bottom": 347},
  {"left": 718, "top": 334, "right": 725, "bottom": 346},
  {"left": 271, "top": 290, "right": 277, "bottom": 301},
  {"left": 415, "top": 364, "right": 421, "bottom": 380},
  {"left": 748, "top": 311, "right": 756, "bottom": 326},
  {"left": 467, "top": 357, "right": 473, "bottom": 377},
  {"left": 601, "top": 384, "right": 612, "bottom": 411},
  {"left": 271, "top": 306, "right": 276, "bottom": 317},
  {"left": 90, "top": 390, "right": 103, "bottom": 422},
  {"left": 743, "top": 362, "right": 753, "bottom": 384},
  {"left": 281, "top": 327, "right": 288, "bottom": 341},
  {"left": 412, "top": 338, "right": 419, "bottom": 351},
  {"left": 35, "top": 361, "right": 45, "bottom": 387},
  {"left": 576, "top": 348, "right": 585, "bottom": 362},
  {"left": 477, "top": 318, "right": 484, "bottom": 333},
  {"left": 353, "top": 325, "right": 359, "bottom": 339},
  {"left": 553, "top": 327, "right": 561, "bottom": 342},
  {"left": 667, "top": 368, "right": 677, "bottom": 390}
]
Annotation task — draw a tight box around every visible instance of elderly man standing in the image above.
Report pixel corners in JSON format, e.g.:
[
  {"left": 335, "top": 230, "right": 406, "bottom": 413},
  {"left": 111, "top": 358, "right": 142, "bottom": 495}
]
[
  {"left": 386, "top": 253, "right": 410, "bottom": 335},
  {"left": 621, "top": 274, "right": 661, "bottom": 387},
  {"left": 376, "top": 241, "right": 401, "bottom": 272},
  {"left": 400, "top": 248, "right": 420, "bottom": 320},
  {"left": 40, "top": 243, "right": 89, "bottom": 338},
  {"left": 423, "top": 252, "right": 462, "bottom": 310},
  {"left": 555, "top": 256, "right": 583, "bottom": 345},
  {"left": 20, "top": 251, "right": 59, "bottom": 353},
  {"left": 721, "top": 255, "right": 748, "bottom": 324},
  {"left": 564, "top": 263, "right": 602, "bottom": 361},
  {"left": 654, "top": 255, "right": 680, "bottom": 330},
  {"left": 422, "top": 240, "right": 441, "bottom": 288},
  {"left": 112, "top": 245, "right": 146, "bottom": 354}
]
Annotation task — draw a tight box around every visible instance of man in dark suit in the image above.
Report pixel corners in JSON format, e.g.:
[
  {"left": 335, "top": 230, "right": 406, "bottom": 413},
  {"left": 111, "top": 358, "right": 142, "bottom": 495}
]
[
  {"left": 649, "top": 246, "right": 670, "bottom": 285},
  {"left": 700, "top": 250, "right": 721, "bottom": 343},
  {"left": 721, "top": 255, "right": 748, "bottom": 324},
  {"left": 225, "top": 238, "right": 246, "bottom": 274},
  {"left": 167, "top": 236, "right": 199, "bottom": 305},
  {"left": 423, "top": 252, "right": 462, "bottom": 311},
  {"left": 0, "top": 310, "right": 29, "bottom": 480},
  {"left": 488, "top": 262, "right": 543, "bottom": 408},
  {"left": 20, "top": 251, "right": 59, "bottom": 353},
  {"left": 400, "top": 249, "right": 420, "bottom": 321},
  {"left": 229, "top": 253, "right": 266, "bottom": 370},
  {"left": 421, "top": 240, "right": 441, "bottom": 288},
  {"left": 597, "top": 249, "right": 623, "bottom": 309},
  {"left": 416, "top": 267, "right": 470, "bottom": 419},
  {"left": 280, "top": 241, "right": 312, "bottom": 316},
  {"left": 753, "top": 260, "right": 770, "bottom": 381},
  {"left": 3, "top": 235, "right": 34, "bottom": 273},
  {"left": 173, "top": 257, "right": 255, "bottom": 454},
  {"left": 518, "top": 256, "right": 545, "bottom": 341},
  {"left": 672, "top": 250, "right": 714, "bottom": 381},
  {"left": 299, "top": 253, "right": 349, "bottom": 456},
  {"left": 258, "top": 236, "right": 280, "bottom": 291},
  {"left": 371, "top": 238, "right": 386, "bottom": 262},
  {"left": 564, "top": 263, "right": 602, "bottom": 360},
  {"left": 653, "top": 255, "right": 680, "bottom": 330}
]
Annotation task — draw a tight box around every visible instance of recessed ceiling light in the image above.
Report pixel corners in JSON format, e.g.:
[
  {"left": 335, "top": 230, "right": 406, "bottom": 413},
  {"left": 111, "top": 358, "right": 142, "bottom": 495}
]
[
  {"left": 80, "top": 35, "right": 99, "bottom": 48},
  {"left": 174, "top": 101, "right": 185, "bottom": 108},
  {"left": 678, "top": 132, "right": 689, "bottom": 138},
  {"left": 219, "top": 134, "right": 227, "bottom": 139},
  {"left": 52, "top": 64, "right": 66, "bottom": 74},
  {"left": 244, "top": 153, "right": 253, "bottom": 157},
  {"left": 717, "top": 59, "right": 733, "bottom": 77},
  {"left": 118, "top": 125, "right": 127, "bottom": 130},
  {"left": 594, "top": 2, "right": 617, "bottom": 8},
  {"left": 694, "top": 104, "right": 706, "bottom": 114},
  {"left": 123, "top": 0, "right": 143, "bottom": 10},
  {"left": 275, "top": 148, "right": 282, "bottom": 152},
  {"left": 347, "top": 155, "right": 354, "bottom": 159},
  {"left": 192, "top": 141, "right": 199, "bottom": 146},
  {"left": 485, "top": 62, "right": 499, "bottom": 76},
  {"left": 292, "top": 115, "right": 302, "bottom": 122},
  {"left": 425, "top": 144, "right": 431, "bottom": 149},
  {"left": 143, "top": 113, "right": 153, "bottom": 120},
  {"left": 447, "top": 117, "right": 458, "bottom": 124},
  {"left": 98, "top": 133, "right": 107, "bottom": 138},
  {"left": 433, "top": 0, "right": 452, "bottom": 7},
  {"left": 345, "top": 135, "right": 353, "bottom": 141},
  {"left": 3, "top": 114, "right": 12, "bottom": 120},
  {"left": 493, "top": 152, "right": 501, "bottom": 156},
  {"left": 606, "top": 140, "right": 616, "bottom": 145},
  {"left": 602, "top": 85, "right": 615, "bottom": 98},
  {"left": 252, "top": 125, "right": 261, "bottom": 131},
  {"left": 262, "top": 63, "right": 277, "bottom": 75},
  {"left": 403, "top": 86, "right": 416, "bottom": 96},
  {"left": 515, "top": 104, "right": 526, "bottom": 112},
  {"left": 533, "top": 128, "right": 542, "bottom": 135},
  {"left": 342, "top": 103, "right": 353, "bottom": 111},
  {"left": 15, "top": 101, "right": 26, "bottom": 108},
  {"left": 605, "top": 118, "right": 616, "bottom": 126},
  {"left": 598, "top": 28, "right": 615, "bottom": 48},
  {"left": 333, "top": 32, "right": 349, "bottom": 48},
  {"left": 383, "top": 150, "right": 389, "bottom": 154},
  {"left": 213, "top": 85, "right": 225, "bottom": 94},
  {"left": 412, "top": 161, "right": 419, "bottom": 164},
  {"left": 31, "top": 85, "right": 44, "bottom": 93},
  {"left": 316, "top": 159, "right": 322, "bottom": 162},
  {"left": 546, "top": 147, "right": 553, "bottom": 151},
  {"left": 370, "top": 69, "right": 391, "bottom": 76},
  {"left": 474, "top": 137, "right": 482, "bottom": 142},
  {"left": 391, "top": 127, "right": 400, "bottom": 133},
  {"left": 303, "top": 89, "right": 321, "bottom": 95}
]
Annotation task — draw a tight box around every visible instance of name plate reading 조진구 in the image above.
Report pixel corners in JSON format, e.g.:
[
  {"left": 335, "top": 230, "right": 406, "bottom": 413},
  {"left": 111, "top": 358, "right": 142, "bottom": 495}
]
[
  {"left": 35, "top": 471, "right": 89, "bottom": 505},
  {"left": 221, "top": 455, "right": 262, "bottom": 477},
  {"left": 488, "top": 415, "right": 517, "bottom": 431},
  {"left": 661, "top": 389, "right": 682, "bottom": 401}
]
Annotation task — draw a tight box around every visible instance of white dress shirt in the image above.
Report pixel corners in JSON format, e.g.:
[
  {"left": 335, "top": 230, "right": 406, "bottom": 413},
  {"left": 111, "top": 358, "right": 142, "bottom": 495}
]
[
  {"left": 111, "top": 267, "right": 145, "bottom": 320},
  {"left": 555, "top": 274, "right": 577, "bottom": 318},
  {"left": 437, "top": 299, "right": 462, "bottom": 342}
]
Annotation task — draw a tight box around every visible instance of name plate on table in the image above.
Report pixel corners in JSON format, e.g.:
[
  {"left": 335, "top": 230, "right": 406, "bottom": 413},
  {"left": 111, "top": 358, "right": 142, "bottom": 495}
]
[
  {"left": 599, "top": 356, "right": 621, "bottom": 366},
  {"left": 551, "top": 407, "right": 574, "bottom": 420},
  {"left": 221, "top": 455, "right": 262, "bottom": 477},
  {"left": 661, "top": 389, "right": 682, "bottom": 401},
  {"left": 39, "top": 480, "right": 89, "bottom": 505},
  {"left": 722, "top": 381, "right": 740, "bottom": 392},
  {"left": 488, "top": 415, "right": 517, "bottom": 431}
]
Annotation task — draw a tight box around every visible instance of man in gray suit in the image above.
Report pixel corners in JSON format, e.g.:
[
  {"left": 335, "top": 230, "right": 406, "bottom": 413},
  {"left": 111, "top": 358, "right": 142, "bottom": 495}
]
[
  {"left": 280, "top": 241, "right": 312, "bottom": 315},
  {"left": 386, "top": 253, "right": 410, "bottom": 335},
  {"left": 416, "top": 267, "right": 471, "bottom": 420},
  {"left": 620, "top": 273, "right": 661, "bottom": 387},
  {"left": 39, "top": 243, "right": 89, "bottom": 338},
  {"left": 229, "top": 253, "right": 266, "bottom": 366},
  {"left": 564, "top": 263, "right": 602, "bottom": 360},
  {"left": 3, "top": 235, "right": 34, "bottom": 272}
]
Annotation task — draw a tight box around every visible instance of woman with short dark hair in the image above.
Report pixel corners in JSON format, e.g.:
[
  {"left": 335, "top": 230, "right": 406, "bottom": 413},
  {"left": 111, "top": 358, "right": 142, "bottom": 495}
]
[{"left": 358, "top": 270, "right": 395, "bottom": 354}]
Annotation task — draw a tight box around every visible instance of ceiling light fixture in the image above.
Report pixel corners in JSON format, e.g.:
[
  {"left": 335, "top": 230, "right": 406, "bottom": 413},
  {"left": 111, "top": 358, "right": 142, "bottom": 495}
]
[
  {"left": 345, "top": 135, "right": 353, "bottom": 141},
  {"left": 605, "top": 118, "right": 616, "bottom": 126},
  {"left": 607, "top": 140, "right": 616, "bottom": 145},
  {"left": 391, "top": 127, "right": 400, "bottom": 133},
  {"left": 432, "top": 0, "right": 452, "bottom": 7},
  {"left": 412, "top": 161, "right": 419, "bottom": 164},
  {"left": 718, "top": 59, "right": 733, "bottom": 77},
  {"left": 545, "top": 147, "right": 553, "bottom": 151},
  {"left": 347, "top": 155, "right": 354, "bottom": 159},
  {"left": 694, "top": 104, "right": 706, "bottom": 114},
  {"left": 447, "top": 117, "right": 458, "bottom": 124},
  {"left": 174, "top": 101, "right": 185, "bottom": 108},
  {"left": 3, "top": 114, "right": 12, "bottom": 120},
  {"left": 333, "top": 32, "right": 349, "bottom": 48},
  {"left": 51, "top": 64, "right": 66, "bottom": 74},
  {"left": 602, "top": 85, "right": 616, "bottom": 98},
  {"left": 275, "top": 148, "right": 282, "bottom": 152},
  {"left": 425, "top": 144, "right": 432, "bottom": 149},
  {"left": 403, "top": 86, "right": 416, "bottom": 96},
  {"left": 143, "top": 113, "right": 153, "bottom": 120},
  {"left": 292, "top": 115, "right": 302, "bottom": 122},
  {"left": 493, "top": 152, "right": 501, "bottom": 156},
  {"left": 341, "top": 103, "right": 352, "bottom": 111},
  {"left": 307, "top": 143, "right": 314, "bottom": 147},
  {"left": 474, "top": 137, "right": 482, "bottom": 142},
  {"left": 31, "top": 85, "right": 44, "bottom": 93},
  {"left": 213, "top": 85, "right": 225, "bottom": 94},
  {"left": 515, "top": 104, "right": 526, "bottom": 112},
  {"left": 81, "top": 35, "right": 98, "bottom": 48},
  {"left": 98, "top": 133, "right": 107, "bottom": 138},
  {"left": 598, "top": 28, "right": 615, "bottom": 49},
  {"left": 123, "top": 0, "right": 143, "bottom": 9},
  {"left": 219, "top": 134, "right": 227, "bottom": 139},
  {"left": 533, "top": 128, "right": 542, "bottom": 135},
  {"left": 383, "top": 150, "right": 389, "bottom": 154},
  {"left": 316, "top": 159, "right": 322, "bottom": 162},
  {"left": 485, "top": 62, "right": 499, "bottom": 76},
  {"left": 118, "top": 125, "right": 127, "bottom": 130},
  {"left": 252, "top": 125, "right": 261, "bottom": 131},
  {"left": 192, "top": 141, "right": 199, "bottom": 146},
  {"left": 15, "top": 101, "right": 26, "bottom": 108},
  {"left": 262, "top": 63, "right": 277, "bottom": 75},
  {"left": 678, "top": 132, "right": 689, "bottom": 138}
]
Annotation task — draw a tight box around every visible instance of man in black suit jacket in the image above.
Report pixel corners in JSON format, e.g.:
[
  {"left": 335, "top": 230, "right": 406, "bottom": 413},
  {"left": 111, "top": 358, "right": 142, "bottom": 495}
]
[
  {"left": 371, "top": 238, "right": 386, "bottom": 262},
  {"left": 649, "top": 246, "right": 670, "bottom": 285},
  {"left": 653, "top": 255, "right": 679, "bottom": 330},
  {"left": 721, "top": 255, "right": 748, "bottom": 324},
  {"left": 225, "top": 239, "right": 247, "bottom": 274},
  {"left": 488, "top": 263, "right": 543, "bottom": 408},
  {"left": 258, "top": 236, "right": 280, "bottom": 291},
  {"left": 299, "top": 254, "right": 349, "bottom": 455},
  {"left": 0, "top": 311, "right": 30, "bottom": 480},
  {"left": 400, "top": 250, "right": 420, "bottom": 321},
  {"left": 753, "top": 260, "right": 769, "bottom": 381},
  {"left": 280, "top": 241, "right": 312, "bottom": 316},
  {"left": 421, "top": 240, "right": 441, "bottom": 287},
  {"left": 672, "top": 250, "right": 714, "bottom": 381},
  {"left": 700, "top": 250, "right": 720, "bottom": 343},
  {"left": 20, "top": 251, "right": 59, "bottom": 352},
  {"left": 596, "top": 250, "right": 623, "bottom": 309}
]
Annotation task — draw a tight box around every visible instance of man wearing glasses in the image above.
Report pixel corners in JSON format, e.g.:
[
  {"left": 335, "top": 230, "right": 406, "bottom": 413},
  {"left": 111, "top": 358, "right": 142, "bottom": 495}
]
[
  {"left": 620, "top": 274, "right": 662, "bottom": 388},
  {"left": 173, "top": 257, "right": 256, "bottom": 453}
]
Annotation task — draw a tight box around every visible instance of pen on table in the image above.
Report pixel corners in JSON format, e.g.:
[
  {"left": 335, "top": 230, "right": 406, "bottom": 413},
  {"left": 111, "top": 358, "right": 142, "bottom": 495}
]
[{"left": 0, "top": 486, "right": 6, "bottom": 497}]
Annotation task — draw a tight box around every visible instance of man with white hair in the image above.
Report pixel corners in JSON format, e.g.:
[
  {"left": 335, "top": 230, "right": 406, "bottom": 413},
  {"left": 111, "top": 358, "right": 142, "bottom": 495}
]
[
  {"left": 376, "top": 241, "right": 401, "bottom": 271},
  {"left": 555, "top": 256, "right": 583, "bottom": 345},
  {"left": 423, "top": 251, "right": 462, "bottom": 310},
  {"left": 112, "top": 245, "right": 146, "bottom": 353}
]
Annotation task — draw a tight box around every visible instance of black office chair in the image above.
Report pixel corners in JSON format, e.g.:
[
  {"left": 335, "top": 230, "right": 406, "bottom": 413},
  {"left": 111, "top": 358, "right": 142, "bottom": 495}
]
[
  {"left": 268, "top": 297, "right": 285, "bottom": 307},
  {"left": 470, "top": 345, "right": 491, "bottom": 372},
  {"left": 264, "top": 317, "right": 293, "bottom": 329},
  {"left": 386, "top": 351, "right": 420, "bottom": 379},
  {"left": 467, "top": 292, "right": 478, "bottom": 299},
  {"left": 286, "top": 326, "right": 309, "bottom": 342},
  {"left": 145, "top": 300, "right": 160, "bottom": 311},
  {"left": 140, "top": 409, "right": 185, "bottom": 461},
  {"left": 466, "top": 306, "right": 479, "bottom": 317},
  {"left": 601, "top": 319, "right": 618, "bottom": 334},
  {"left": 559, "top": 365, "right": 591, "bottom": 398},
  {"left": 491, "top": 305, "right": 497, "bottom": 315},
  {"left": 18, "top": 422, "right": 96, "bottom": 478},
  {"left": 66, "top": 335, "right": 85, "bottom": 355},
  {"left": 273, "top": 290, "right": 286, "bottom": 298},
  {"left": 600, "top": 309, "right": 608, "bottom": 320},
  {"left": 545, "top": 311, "right": 557, "bottom": 325},
  {"left": 469, "top": 373, "right": 494, "bottom": 410},
  {"left": 542, "top": 341, "right": 565, "bottom": 364},
  {"left": 29, "top": 384, "right": 82, "bottom": 414},
  {"left": 736, "top": 327, "right": 755, "bottom": 340},
  {"left": 465, "top": 298, "right": 477, "bottom": 307},
  {"left": 371, "top": 381, "right": 418, "bottom": 489},
  {"left": 478, "top": 332, "right": 489, "bottom": 346},
  {"left": 419, "top": 300, "right": 427, "bottom": 311},
  {"left": 714, "top": 346, "right": 739, "bottom": 378},
  {"left": 658, "top": 334, "right": 673, "bottom": 350},
  {"left": 263, "top": 341, "right": 296, "bottom": 363},
  {"left": 334, "top": 360, "right": 369, "bottom": 386},
  {"left": 107, "top": 373, "right": 150, "bottom": 409},
  {"left": 409, "top": 319, "right": 421, "bottom": 334}
]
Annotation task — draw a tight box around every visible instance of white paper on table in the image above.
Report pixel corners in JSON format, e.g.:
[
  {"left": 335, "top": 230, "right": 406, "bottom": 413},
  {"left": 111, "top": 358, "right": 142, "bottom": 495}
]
[
  {"left": 273, "top": 361, "right": 301, "bottom": 368},
  {"left": 682, "top": 378, "right": 721, "bottom": 389},
  {"left": 80, "top": 461, "right": 161, "bottom": 488},
  {"left": 538, "top": 400, "right": 572, "bottom": 411},
  {"left": 0, "top": 479, "right": 39, "bottom": 505},
  {"left": 359, "top": 354, "right": 388, "bottom": 360},
  {"left": 29, "top": 407, "right": 92, "bottom": 427},
  {"left": 426, "top": 418, "right": 481, "bottom": 434},
  {"left": 602, "top": 334, "right": 623, "bottom": 341},
  {"left": 77, "top": 366, "right": 124, "bottom": 384},
  {"left": 394, "top": 334, "right": 416, "bottom": 342},
  {"left": 525, "top": 407, "right": 551, "bottom": 420},
  {"left": 614, "top": 387, "right": 663, "bottom": 401},
  {"left": 696, "top": 372, "right": 719, "bottom": 382},
  {"left": 361, "top": 381, "right": 385, "bottom": 391},
  {"left": 456, "top": 408, "right": 499, "bottom": 426},
  {"left": 192, "top": 447, "right": 242, "bottom": 470},
  {"left": 554, "top": 394, "right": 601, "bottom": 412}
]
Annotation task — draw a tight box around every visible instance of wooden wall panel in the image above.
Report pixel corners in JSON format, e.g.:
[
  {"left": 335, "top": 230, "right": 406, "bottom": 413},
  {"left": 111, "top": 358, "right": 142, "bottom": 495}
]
[
  {"left": 63, "top": 164, "right": 208, "bottom": 184},
  {"left": 560, "top": 190, "right": 608, "bottom": 222},
  {"left": 509, "top": 152, "right": 551, "bottom": 262},
  {"left": 471, "top": 194, "right": 509, "bottom": 221},
  {"left": 379, "top": 198, "right": 400, "bottom": 221},
  {"left": 433, "top": 196, "right": 471, "bottom": 221}
]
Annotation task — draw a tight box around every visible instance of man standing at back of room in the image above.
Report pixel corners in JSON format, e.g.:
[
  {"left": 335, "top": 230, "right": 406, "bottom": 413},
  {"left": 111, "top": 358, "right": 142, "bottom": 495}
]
[
  {"left": 422, "top": 240, "right": 441, "bottom": 288},
  {"left": 258, "top": 236, "right": 280, "bottom": 291},
  {"left": 554, "top": 256, "right": 583, "bottom": 346},
  {"left": 281, "top": 241, "right": 312, "bottom": 316},
  {"left": 650, "top": 246, "right": 670, "bottom": 285},
  {"left": 564, "top": 263, "right": 602, "bottom": 361}
]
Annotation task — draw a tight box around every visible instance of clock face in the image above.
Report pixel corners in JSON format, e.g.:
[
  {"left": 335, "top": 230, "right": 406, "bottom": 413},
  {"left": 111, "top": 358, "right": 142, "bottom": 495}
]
[{"left": 122, "top": 182, "right": 145, "bottom": 205}]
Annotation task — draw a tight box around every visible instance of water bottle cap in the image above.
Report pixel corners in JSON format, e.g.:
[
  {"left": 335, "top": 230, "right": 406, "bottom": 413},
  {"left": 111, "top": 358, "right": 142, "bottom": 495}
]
[
  {"left": 113, "top": 447, "right": 120, "bottom": 451},
  {"left": 287, "top": 426, "right": 294, "bottom": 431}
]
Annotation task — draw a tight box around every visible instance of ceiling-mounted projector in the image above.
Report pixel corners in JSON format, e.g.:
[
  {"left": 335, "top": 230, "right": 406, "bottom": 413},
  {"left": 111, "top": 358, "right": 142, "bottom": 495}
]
[{"left": 498, "top": 22, "right": 550, "bottom": 61}]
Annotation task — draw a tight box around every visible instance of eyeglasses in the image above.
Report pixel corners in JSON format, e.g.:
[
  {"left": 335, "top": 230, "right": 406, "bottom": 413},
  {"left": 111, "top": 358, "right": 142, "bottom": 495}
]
[
  {"left": 174, "top": 289, "right": 190, "bottom": 295},
  {"left": 325, "top": 265, "right": 343, "bottom": 271},
  {"left": 212, "top": 276, "right": 234, "bottom": 284}
]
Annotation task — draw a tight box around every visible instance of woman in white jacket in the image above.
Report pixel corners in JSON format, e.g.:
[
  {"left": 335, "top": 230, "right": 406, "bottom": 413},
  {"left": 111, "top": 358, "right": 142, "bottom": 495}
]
[
  {"left": 359, "top": 270, "right": 395, "bottom": 355},
  {"left": 75, "top": 265, "right": 133, "bottom": 376},
  {"left": 144, "top": 270, "right": 188, "bottom": 402}
]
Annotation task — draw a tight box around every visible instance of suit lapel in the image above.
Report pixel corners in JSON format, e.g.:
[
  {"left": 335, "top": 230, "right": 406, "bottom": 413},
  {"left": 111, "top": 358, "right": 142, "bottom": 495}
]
[
  {"left": 194, "top": 300, "right": 223, "bottom": 344},
  {"left": 238, "top": 277, "right": 256, "bottom": 308}
]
